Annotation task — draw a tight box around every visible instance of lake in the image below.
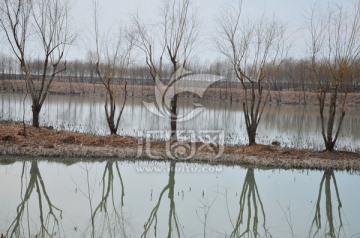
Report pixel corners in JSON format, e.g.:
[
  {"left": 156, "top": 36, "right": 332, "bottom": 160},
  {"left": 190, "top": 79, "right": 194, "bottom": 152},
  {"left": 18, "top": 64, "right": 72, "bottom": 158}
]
[
  {"left": 1, "top": 92, "right": 360, "bottom": 151},
  {"left": 1, "top": 93, "right": 360, "bottom": 237},
  {"left": 0, "top": 159, "right": 359, "bottom": 237}
]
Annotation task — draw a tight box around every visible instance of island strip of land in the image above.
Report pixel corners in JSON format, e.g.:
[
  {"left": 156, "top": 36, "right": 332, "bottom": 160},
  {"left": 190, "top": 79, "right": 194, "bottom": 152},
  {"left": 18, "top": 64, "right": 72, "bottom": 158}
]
[{"left": 1, "top": 122, "right": 359, "bottom": 171}]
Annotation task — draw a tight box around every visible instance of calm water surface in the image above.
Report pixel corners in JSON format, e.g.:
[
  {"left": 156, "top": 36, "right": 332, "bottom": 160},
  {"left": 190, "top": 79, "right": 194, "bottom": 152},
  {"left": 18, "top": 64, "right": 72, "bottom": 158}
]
[
  {"left": 0, "top": 159, "right": 359, "bottom": 238},
  {"left": 1, "top": 92, "right": 360, "bottom": 151},
  {"left": 1, "top": 92, "right": 359, "bottom": 237}
]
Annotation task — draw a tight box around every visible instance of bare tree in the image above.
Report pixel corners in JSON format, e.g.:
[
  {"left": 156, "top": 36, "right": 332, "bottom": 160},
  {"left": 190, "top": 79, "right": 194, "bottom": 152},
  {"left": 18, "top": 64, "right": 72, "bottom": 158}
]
[
  {"left": 133, "top": 0, "right": 198, "bottom": 140},
  {"left": 93, "top": 0, "right": 133, "bottom": 135},
  {"left": 0, "top": 0, "right": 74, "bottom": 128},
  {"left": 309, "top": 2, "right": 360, "bottom": 151},
  {"left": 217, "top": 2, "right": 287, "bottom": 145}
]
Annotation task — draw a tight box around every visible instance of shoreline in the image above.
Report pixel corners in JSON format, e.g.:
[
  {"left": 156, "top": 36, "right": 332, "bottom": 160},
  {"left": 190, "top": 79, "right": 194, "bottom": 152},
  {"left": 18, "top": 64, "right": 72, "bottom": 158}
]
[
  {"left": 1, "top": 122, "right": 360, "bottom": 171},
  {"left": 2, "top": 80, "right": 360, "bottom": 107}
]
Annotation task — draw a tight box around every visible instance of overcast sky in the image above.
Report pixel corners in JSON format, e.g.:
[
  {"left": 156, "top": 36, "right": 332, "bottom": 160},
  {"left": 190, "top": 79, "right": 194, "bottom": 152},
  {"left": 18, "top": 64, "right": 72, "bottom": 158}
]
[{"left": 32, "top": 0, "right": 360, "bottom": 63}]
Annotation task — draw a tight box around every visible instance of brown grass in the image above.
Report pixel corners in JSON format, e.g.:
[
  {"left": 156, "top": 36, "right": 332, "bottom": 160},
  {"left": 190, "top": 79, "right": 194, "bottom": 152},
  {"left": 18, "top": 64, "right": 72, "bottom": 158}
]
[
  {"left": 1, "top": 122, "right": 360, "bottom": 171},
  {"left": 0, "top": 122, "right": 138, "bottom": 148}
]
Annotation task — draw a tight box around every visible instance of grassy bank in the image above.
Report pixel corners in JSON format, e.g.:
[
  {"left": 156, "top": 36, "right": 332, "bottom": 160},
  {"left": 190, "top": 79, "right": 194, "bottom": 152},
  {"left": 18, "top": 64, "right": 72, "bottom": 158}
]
[{"left": 1, "top": 122, "right": 359, "bottom": 171}]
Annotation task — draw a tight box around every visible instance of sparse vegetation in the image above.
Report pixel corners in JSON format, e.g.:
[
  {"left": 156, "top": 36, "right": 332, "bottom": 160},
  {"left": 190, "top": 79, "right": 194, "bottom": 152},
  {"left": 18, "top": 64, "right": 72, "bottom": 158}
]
[
  {"left": 0, "top": 1, "right": 360, "bottom": 154},
  {"left": 0, "top": 122, "right": 360, "bottom": 171}
]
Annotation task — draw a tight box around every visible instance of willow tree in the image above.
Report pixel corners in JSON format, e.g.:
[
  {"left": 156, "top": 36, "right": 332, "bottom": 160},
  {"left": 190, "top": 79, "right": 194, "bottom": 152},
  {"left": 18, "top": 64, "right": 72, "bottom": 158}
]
[
  {"left": 309, "top": 2, "right": 360, "bottom": 152},
  {"left": 0, "top": 0, "right": 74, "bottom": 128},
  {"left": 93, "top": 0, "right": 133, "bottom": 135},
  {"left": 217, "top": 2, "right": 287, "bottom": 145},
  {"left": 133, "top": 0, "right": 198, "bottom": 140}
]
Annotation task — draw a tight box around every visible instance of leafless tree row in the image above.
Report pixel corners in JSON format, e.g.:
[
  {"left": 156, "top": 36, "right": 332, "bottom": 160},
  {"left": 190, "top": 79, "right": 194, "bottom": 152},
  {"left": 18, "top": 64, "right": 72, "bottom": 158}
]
[
  {"left": 1, "top": 57, "right": 359, "bottom": 94},
  {"left": 1, "top": 0, "right": 360, "bottom": 151}
]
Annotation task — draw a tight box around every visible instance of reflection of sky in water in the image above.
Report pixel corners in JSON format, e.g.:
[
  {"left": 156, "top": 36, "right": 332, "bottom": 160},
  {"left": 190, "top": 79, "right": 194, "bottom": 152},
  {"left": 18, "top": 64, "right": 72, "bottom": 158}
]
[
  {"left": 0, "top": 161, "right": 359, "bottom": 237},
  {"left": 1, "top": 92, "right": 360, "bottom": 151}
]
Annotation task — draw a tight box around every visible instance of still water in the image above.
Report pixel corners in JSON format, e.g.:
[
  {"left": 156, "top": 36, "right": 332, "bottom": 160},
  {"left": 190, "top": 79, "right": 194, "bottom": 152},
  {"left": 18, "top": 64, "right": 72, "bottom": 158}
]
[
  {"left": 0, "top": 159, "right": 359, "bottom": 238},
  {"left": 1, "top": 92, "right": 359, "bottom": 151}
]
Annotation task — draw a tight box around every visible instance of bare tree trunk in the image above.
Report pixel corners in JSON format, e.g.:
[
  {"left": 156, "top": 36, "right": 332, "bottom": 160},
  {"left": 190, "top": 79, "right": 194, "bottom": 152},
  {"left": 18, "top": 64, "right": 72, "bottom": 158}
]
[
  {"left": 100, "top": 81, "right": 129, "bottom": 136},
  {"left": 319, "top": 87, "right": 346, "bottom": 152},
  {"left": 105, "top": 93, "right": 116, "bottom": 135},
  {"left": 32, "top": 103, "right": 41, "bottom": 128},
  {"left": 326, "top": 88, "right": 338, "bottom": 144},
  {"left": 243, "top": 82, "right": 266, "bottom": 146},
  {"left": 170, "top": 61, "right": 178, "bottom": 140},
  {"left": 246, "top": 123, "right": 257, "bottom": 146},
  {"left": 170, "top": 95, "right": 178, "bottom": 140}
]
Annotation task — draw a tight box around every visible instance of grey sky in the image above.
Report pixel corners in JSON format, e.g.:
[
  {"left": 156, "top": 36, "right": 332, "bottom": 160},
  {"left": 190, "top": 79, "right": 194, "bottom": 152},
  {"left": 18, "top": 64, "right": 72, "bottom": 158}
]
[{"left": 48, "top": 0, "right": 360, "bottom": 62}]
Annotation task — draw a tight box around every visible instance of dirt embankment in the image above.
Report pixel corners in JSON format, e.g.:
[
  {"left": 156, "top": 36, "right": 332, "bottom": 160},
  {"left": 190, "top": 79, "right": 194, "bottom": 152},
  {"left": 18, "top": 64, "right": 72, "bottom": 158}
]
[
  {"left": 2, "top": 79, "right": 360, "bottom": 107},
  {"left": 0, "top": 122, "right": 359, "bottom": 171}
]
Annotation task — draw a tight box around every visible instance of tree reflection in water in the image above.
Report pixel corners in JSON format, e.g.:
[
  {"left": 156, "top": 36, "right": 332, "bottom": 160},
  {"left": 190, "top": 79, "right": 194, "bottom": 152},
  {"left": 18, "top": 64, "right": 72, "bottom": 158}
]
[
  {"left": 90, "top": 161, "right": 127, "bottom": 238},
  {"left": 6, "top": 161, "right": 62, "bottom": 238},
  {"left": 309, "top": 170, "right": 343, "bottom": 238},
  {"left": 229, "top": 168, "right": 271, "bottom": 238},
  {"left": 142, "top": 161, "right": 182, "bottom": 238}
]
